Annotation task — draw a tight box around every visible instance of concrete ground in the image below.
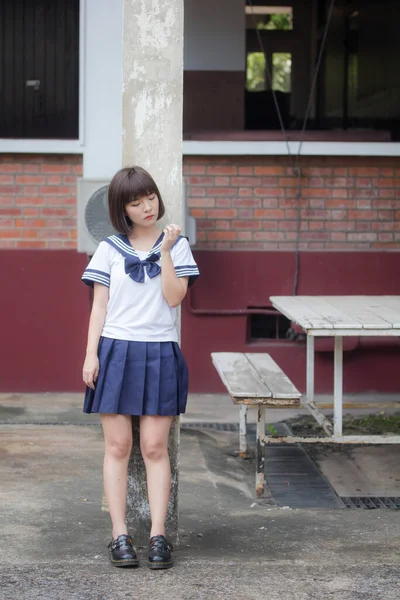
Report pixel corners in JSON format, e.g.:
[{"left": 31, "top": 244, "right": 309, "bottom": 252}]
[{"left": 0, "top": 393, "right": 399, "bottom": 600}]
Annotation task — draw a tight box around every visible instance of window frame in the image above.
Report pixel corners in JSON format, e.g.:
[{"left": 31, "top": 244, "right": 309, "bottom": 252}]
[{"left": 0, "top": 0, "right": 85, "bottom": 152}]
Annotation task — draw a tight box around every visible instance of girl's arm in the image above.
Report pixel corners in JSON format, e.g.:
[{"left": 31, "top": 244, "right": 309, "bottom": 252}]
[
  {"left": 160, "top": 224, "right": 189, "bottom": 307},
  {"left": 83, "top": 283, "right": 109, "bottom": 389},
  {"left": 161, "top": 249, "right": 189, "bottom": 307}
]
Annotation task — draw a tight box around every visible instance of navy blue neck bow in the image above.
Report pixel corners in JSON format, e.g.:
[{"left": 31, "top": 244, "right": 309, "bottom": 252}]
[{"left": 124, "top": 254, "right": 161, "bottom": 283}]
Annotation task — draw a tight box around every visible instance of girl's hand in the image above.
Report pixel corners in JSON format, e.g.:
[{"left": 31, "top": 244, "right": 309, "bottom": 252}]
[
  {"left": 160, "top": 224, "right": 181, "bottom": 253},
  {"left": 83, "top": 354, "right": 99, "bottom": 390}
]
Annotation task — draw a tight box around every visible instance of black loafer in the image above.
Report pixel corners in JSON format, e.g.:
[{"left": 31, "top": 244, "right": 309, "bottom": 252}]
[
  {"left": 147, "top": 534, "right": 173, "bottom": 570},
  {"left": 108, "top": 534, "right": 139, "bottom": 567}
]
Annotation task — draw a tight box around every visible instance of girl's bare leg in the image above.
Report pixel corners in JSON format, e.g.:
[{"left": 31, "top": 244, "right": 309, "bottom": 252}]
[
  {"left": 100, "top": 414, "right": 132, "bottom": 539},
  {"left": 140, "top": 416, "right": 173, "bottom": 537}
]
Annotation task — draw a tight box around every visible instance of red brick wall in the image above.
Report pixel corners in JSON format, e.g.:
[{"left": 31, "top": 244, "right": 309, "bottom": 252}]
[
  {"left": 184, "top": 156, "right": 400, "bottom": 250},
  {"left": 0, "top": 154, "right": 82, "bottom": 249},
  {"left": 2, "top": 153, "right": 400, "bottom": 251}
]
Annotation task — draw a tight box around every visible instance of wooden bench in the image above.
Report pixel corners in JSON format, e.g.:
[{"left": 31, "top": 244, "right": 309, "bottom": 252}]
[{"left": 211, "top": 352, "right": 301, "bottom": 497}]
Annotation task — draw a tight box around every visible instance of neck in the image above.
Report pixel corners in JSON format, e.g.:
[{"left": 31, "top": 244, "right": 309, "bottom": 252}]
[{"left": 128, "top": 225, "right": 159, "bottom": 241}]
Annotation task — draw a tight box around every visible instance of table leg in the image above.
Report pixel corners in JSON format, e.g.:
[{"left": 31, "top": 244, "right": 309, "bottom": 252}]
[
  {"left": 334, "top": 336, "right": 343, "bottom": 437},
  {"left": 239, "top": 405, "right": 248, "bottom": 457},
  {"left": 256, "top": 407, "right": 265, "bottom": 498},
  {"left": 307, "top": 335, "right": 315, "bottom": 403}
]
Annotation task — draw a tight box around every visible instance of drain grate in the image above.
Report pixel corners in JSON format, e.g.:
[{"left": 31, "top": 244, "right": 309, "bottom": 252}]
[
  {"left": 341, "top": 496, "right": 400, "bottom": 509},
  {"left": 0, "top": 420, "right": 241, "bottom": 430},
  {"left": 181, "top": 422, "right": 239, "bottom": 431},
  {"left": 264, "top": 443, "right": 344, "bottom": 508}
]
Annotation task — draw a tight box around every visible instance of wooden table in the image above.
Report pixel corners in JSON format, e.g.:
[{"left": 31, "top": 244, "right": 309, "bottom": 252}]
[{"left": 270, "top": 295, "right": 400, "bottom": 443}]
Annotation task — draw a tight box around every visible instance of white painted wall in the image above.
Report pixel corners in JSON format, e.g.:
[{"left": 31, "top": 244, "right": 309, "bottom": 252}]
[
  {"left": 83, "top": 0, "right": 123, "bottom": 178},
  {"left": 184, "top": 0, "right": 245, "bottom": 71}
]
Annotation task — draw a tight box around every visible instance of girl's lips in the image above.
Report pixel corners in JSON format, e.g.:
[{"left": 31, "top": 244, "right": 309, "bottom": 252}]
[{"left": 144, "top": 215, "right": 154, "bottom": 220}]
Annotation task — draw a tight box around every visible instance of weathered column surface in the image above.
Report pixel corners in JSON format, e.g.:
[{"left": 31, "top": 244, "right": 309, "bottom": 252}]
[{"left": 122, "top": 0, "right": 184, "bottom": 545}]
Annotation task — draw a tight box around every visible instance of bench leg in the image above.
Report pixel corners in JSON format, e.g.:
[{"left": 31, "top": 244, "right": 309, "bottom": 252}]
[
  {"left": 334, "top": 336, "right": 343, "bottom": 437},
  {"left": 256, "top": 407, "right": 265, "bottom": 498},
  {"left": 306, "top": 335, "right": 315, "bottom": 403},
  {"left": 239, "top": 405, "right": 248, "bottom": 457}
]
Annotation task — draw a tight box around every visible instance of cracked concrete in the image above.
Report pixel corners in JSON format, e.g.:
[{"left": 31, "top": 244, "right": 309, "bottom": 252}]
[{"left": 0, "top": 393, "right": 399, "bottom": 599}]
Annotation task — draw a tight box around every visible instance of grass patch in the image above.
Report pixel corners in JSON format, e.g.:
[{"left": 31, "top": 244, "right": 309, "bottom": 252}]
[
  {"left": 266, "top": 423, "right": 279, "bottom": 436},
  {"left": 288, "top": 412, "right": 400, "bottom": 436}
]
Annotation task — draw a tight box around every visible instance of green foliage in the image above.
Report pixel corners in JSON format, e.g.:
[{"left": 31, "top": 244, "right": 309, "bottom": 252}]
[
  {"left": 343, "top": 414, "right": 400, "bottom": 435},
  {"left": 258, "top": 13, "right": 292, "bottom": 31},
  {"left": 246, "top": 52, "right": 266, "bottom": 91},
  {"left": 290, "top": 413, "right": 400, "bottom": 436},
  {"left": 246, "top": 52, "right": 292, "bottom": 93},
  {"left": 272, "top": 53, "right": 292, "bottom": 93},
  {"left": 266, "top": 423, "right": 279, "bottom": 436}
]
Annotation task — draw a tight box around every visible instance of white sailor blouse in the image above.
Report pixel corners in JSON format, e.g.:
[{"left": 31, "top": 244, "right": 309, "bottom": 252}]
[{"left": 81, "top": 233, "right": 200, "bottom": 343}]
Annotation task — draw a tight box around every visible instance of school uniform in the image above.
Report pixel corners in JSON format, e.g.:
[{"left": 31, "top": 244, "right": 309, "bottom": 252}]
[{"left": 81, "top": 232, "right": 199, "bottom": 416}]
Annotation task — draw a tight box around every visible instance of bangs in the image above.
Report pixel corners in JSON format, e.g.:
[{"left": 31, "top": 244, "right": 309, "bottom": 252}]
[
  {"left": 122, "top": 168, "right": 158, "bottom": 203},
  {"left": 108, "top": 166, "right": 165, "bottom": 234}
]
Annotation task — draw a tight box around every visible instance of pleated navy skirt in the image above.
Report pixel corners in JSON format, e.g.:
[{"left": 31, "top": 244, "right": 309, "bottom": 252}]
[{"left": 83, "top": 337, "right": 189, "bottom": 416}]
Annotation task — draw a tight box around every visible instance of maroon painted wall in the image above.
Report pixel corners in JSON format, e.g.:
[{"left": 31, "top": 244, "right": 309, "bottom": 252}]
[
  {"left": 1, "top": 251, "right": 89, "bottom": 392},
  {"left": 182, "top": 251, "right": 400, "bottom": 394},
  {"left": 1, "top": 249, "right": 400, "bottom": 393}
]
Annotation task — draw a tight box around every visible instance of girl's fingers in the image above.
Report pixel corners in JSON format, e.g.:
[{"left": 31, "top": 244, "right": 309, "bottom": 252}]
[
  {"left": 162, "top": 224, "right": 181, "bottom": 249},
  {"left": 83, "top": 370, "right": 95, "bottom": 389},
  {"left": 169, "top": 225, "right": 181, "bottom": 236},
  {"left": 164, "top": 224, "right": 181, "bottom": 234}
]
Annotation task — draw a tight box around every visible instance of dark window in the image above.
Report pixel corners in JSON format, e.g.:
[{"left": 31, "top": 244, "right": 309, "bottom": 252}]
[
  {"left": 247, "top": 307, "right": 292, "bottom": 342},
  {"left": 0, "top": 0, "right": 79, "bottom": 139},
  {"left": 316, "top": 2, "right": 400, "bottom": 137},
  {"left": 246, "top": 51, "right": 292, "bottom": 93},
  {"left": 245, "top": 3, "right": 295, "bottom": 131},
  {"left": 244, "top": 0, "right": 400, "bottom": 138}
]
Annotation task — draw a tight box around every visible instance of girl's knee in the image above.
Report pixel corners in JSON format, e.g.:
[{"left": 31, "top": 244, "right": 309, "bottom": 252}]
[
  {"left": 140, "top": 439, "right": 167, "bottom": 462},
  {"left": 105, "top": 436, "right": 132, "bottom": 460}
]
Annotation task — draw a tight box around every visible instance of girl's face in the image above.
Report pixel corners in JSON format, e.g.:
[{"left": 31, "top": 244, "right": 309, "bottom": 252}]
[{"left": 124, "top": 192, "right": 159, "bottom": 229}]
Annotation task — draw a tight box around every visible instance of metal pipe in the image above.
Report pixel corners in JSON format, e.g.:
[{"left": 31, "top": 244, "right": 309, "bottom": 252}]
[
  {"left": 239, "top": 405, "right": 249, "bottom": 458},
  {"left": 303, "top": 396, "right": 333, "bottom": 436},
  {"left": 334, "top": 336, "right": 344, "bottom": 437},
  {"left": 187, "top": 289, "right": 279, "bottom": 316},
  {"left": 256, "top": 407, "right": 266, "bottom": 498},
  {"left": 263, "top": 434, "right": 400, "bottom": 444},
  {"left": 306, "top": 335, "right": 315, "bottom": 404}
]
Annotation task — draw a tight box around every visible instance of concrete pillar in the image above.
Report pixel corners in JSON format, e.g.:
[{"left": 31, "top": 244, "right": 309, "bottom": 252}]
[{"left": 122, "top": 0, "right": 184, "bottom": 546}]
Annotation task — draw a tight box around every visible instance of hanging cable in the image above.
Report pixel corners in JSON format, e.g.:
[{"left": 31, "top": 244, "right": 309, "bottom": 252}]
[
  {"left": 247, "top": 0, "right": 335, "bottom": 295},
  {"left": 247, "top": 1, "right": 293, "bottom": 160},
  {"left": 292, "top": 0, "right": 335, "bottom": 295},
  {"left": 295, "top": 0, "right": 336, "bottom": 163}
]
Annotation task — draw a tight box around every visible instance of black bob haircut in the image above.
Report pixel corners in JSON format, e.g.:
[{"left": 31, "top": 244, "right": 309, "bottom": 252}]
[{"left": 108, "top": 166, "right": 165, "bottom": 234}]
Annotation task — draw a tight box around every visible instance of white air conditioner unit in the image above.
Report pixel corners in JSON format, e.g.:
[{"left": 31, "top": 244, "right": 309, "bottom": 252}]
[
  {"left": 77, "top": 178, "right": 197, "bottom": 254},
  {"left": 182, "top": 180, "right": 197, "bottom": 247},
  {"left": 77, "top": 178, "right": 115, "bottom": 254}
]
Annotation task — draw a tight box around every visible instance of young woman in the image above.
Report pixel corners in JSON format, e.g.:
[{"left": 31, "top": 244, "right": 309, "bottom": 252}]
[{"left": 81, "top": 166, "right": 199, "bottom": 569}]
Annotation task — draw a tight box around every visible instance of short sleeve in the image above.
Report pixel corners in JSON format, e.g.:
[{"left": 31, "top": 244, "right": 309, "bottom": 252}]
[
  {"left": 171, "top": 237, "right": 200, "bottom": 287},
  {"left": 81, "top": 241, "right": 111, "bottom": 288}
]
